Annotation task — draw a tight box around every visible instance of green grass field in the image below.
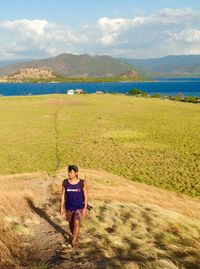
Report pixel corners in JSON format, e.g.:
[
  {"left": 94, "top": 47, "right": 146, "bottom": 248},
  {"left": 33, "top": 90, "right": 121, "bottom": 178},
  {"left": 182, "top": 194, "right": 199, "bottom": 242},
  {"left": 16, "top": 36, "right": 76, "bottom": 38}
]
[{"left": 0, "top": 94, "right": 200, "bottom": 196}]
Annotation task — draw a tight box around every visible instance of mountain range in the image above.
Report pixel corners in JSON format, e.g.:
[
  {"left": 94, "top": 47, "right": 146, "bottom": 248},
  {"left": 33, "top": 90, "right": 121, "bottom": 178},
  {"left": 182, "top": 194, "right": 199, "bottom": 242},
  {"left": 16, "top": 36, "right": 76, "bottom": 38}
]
[
  {"left": 0, "top": 54, "right": 200, "bottom": 81},
  {"left": 0, "top": 54, "right": 143, "bottom": 81},
  {"left": 119, "top": 55, "right": 200, "bottom": 77}
]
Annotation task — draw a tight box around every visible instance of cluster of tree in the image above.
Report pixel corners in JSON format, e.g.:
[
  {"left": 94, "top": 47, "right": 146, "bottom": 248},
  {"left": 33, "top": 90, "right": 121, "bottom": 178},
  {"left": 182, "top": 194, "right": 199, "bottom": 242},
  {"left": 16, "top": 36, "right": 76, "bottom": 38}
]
[
  {"left": 170, "top": 93, "right": 198, "bottom": 103},
  {"left": 128, "top": 88, "right": 148, "bottom": 97},
  {"left": 128, "top": 88, "right": 161, "bottom": 98},
  {"left": 128, "top": 88, "right": 199, "bottom": 104}
]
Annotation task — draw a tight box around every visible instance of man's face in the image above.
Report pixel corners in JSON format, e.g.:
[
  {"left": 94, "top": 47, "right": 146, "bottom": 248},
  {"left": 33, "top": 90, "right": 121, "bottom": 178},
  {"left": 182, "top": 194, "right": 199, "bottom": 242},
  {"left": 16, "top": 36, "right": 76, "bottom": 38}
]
[{"left": 68, "top": 169, "right": 77, "bottom": 179}]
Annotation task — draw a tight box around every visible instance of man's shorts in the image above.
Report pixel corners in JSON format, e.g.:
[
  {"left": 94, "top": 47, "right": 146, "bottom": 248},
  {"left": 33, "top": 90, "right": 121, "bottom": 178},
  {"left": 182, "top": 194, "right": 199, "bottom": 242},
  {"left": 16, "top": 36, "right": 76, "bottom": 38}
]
[{"left": 66, "top": 209, "right": 83, "bottom": 222}]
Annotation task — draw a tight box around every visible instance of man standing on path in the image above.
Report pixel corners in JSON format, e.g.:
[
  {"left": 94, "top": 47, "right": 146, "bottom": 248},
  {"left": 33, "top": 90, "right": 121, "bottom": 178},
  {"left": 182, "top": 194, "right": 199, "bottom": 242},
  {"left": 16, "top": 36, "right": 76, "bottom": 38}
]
[{"left": 60, "top": 165, "right": 88, "bottom": 247}]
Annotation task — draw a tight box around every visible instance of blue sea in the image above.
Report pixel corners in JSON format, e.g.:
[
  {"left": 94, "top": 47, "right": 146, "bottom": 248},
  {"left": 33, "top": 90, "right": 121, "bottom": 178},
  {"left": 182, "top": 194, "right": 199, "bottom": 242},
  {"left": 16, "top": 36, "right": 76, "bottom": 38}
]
[{"left": 0, "top": 78, "right": 200, "bottom": 97}]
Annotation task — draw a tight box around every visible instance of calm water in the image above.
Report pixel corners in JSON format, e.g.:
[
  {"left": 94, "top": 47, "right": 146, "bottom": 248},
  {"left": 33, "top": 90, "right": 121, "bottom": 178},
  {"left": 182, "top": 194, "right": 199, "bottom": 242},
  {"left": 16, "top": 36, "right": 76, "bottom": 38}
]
[{"left": 0, "top": 78, "right": 200, "bottom": 97}]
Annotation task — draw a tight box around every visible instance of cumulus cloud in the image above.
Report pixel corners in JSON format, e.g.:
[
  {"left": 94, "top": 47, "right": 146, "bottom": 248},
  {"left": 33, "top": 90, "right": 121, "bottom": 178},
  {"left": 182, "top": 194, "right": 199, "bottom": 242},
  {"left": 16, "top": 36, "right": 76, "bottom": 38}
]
[
  {"left": 0, "top": 19, "right": 48, "bottom": 36},
  {"left": 172, "top": 29, "right": 200, "bottom": 43},
  {"left": 97, "top": 17, "right": 143, "bottom": 44},
  {"left": 0, "top": 8, "right": 200, "bottom": 59},
  {"left": 0, "top": 19, "right": 87, "bottom": 59},
  {"left": 97, "top": 8, "right": 200, "bottom": 57}
]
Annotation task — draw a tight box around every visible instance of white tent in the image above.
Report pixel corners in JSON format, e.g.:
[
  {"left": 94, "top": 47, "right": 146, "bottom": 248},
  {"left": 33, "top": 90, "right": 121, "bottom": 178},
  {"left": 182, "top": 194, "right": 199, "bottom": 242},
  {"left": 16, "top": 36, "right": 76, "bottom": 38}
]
[{"left": 67, "top": 89, "right": 75, "bottom": 95}]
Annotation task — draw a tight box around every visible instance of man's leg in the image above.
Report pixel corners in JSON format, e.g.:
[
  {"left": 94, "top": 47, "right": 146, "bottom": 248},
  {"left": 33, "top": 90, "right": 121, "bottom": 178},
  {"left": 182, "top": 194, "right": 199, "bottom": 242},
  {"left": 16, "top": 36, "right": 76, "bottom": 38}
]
[
  {"left": 72, "top": 219, "right": 80, "bottom": 247},
  {"left": 66, "top": 210, "right": 74, "bottom": 238},
  {"left": 69, "top": 214, "right": 74, "bottom": 234}
]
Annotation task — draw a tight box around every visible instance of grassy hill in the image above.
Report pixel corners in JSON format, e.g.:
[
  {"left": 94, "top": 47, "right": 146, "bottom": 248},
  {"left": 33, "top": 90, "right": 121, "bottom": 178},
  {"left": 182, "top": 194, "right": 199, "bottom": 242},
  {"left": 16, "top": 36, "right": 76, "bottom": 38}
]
[
  {"left": 0, "top": 94, "right": 199, "bottom": 196},
  {"left": 1, "top": 94, "right": 200, "bottom": 268},
  {"left": 1, "top": 169, "right": 200, "bottom": 268}
]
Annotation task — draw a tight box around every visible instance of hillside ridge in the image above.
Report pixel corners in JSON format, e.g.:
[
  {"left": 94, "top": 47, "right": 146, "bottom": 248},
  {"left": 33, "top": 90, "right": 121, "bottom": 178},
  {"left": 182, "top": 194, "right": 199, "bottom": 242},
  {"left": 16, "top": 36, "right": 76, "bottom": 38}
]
[{"left": 0, "top": 53, "right": 143, "bottom": 81}]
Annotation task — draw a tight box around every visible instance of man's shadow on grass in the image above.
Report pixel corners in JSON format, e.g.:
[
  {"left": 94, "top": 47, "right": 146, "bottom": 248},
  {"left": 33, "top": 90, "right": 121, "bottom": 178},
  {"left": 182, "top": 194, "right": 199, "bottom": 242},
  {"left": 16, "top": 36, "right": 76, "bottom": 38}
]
[{"left": 26, "top": 197, "right": 70, "bottom": 242}]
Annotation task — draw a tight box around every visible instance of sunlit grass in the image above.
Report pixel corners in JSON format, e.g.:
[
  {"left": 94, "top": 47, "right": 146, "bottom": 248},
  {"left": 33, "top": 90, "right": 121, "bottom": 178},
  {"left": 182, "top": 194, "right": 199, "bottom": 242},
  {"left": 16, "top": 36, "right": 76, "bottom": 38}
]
[
  {"left": 1, "top": 168, "right": 200, "bottom": 268},
  {"left": 0, "top": 172, "right": 48, "bottom": 268},
  {"left": 80, "top": 200, "right": 200, "bottom": 269},
  {"left": 41, "top": 170, "right": 200, "bottom": 269},
  {"left": 0, "top": 94, "right": 199, "bottom": 196}
]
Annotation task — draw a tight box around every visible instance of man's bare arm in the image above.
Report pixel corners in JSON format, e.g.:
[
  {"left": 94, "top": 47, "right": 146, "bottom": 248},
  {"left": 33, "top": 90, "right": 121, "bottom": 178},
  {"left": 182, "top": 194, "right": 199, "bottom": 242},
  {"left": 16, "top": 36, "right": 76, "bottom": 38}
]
[
  {"left": 60, "top": 185, "right": 65, "bottom": 215},
  {"left": 82, "top": 181, "right": 88, "bottom": 217}
]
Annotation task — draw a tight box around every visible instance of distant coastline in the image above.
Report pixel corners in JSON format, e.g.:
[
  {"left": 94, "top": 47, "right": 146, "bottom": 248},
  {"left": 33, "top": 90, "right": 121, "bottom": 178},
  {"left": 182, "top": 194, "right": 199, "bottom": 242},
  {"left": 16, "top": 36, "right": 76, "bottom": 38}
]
[
  {"left": 0, "top": 77, "right": 149, "bottom": 83},
  {"left": 1, "top": 76, "right": 200, "bottom": 84}
]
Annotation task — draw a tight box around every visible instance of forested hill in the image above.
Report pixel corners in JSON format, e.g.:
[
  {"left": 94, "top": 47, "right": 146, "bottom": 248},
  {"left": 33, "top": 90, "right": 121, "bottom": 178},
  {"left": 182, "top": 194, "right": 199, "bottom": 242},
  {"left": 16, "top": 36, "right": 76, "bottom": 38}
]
[{"left": 0, "top": 53, "right": 141, "bottom": 79}]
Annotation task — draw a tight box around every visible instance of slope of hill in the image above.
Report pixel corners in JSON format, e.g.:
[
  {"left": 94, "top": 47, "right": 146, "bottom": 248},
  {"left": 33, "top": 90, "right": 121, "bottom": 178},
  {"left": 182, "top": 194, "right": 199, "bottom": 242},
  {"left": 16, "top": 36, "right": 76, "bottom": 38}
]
[
  {"left": 118, "top": 70, "right": 146, "bottom": 81},
  {"left": 1, "top": 169, "right": 200, "bottom": 269},
  {"left": 8, "top": 67, "right": 56, "bottom": 81},
  {"left": 0, "top": 94, "right": 200, "bottom": 268},
  {"left": 0, "top": 53, "right": 141, "bottom": 80},
  {"left": 120, "top": 55, "right": 200, "bottom": 77}
]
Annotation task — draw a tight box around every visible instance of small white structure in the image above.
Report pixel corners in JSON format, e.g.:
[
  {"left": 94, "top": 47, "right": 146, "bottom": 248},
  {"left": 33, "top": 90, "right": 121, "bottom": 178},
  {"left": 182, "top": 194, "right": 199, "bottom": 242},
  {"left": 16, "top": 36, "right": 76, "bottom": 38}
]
[{"left": 67, "top": 89, "right": 75, "bottom": 95}]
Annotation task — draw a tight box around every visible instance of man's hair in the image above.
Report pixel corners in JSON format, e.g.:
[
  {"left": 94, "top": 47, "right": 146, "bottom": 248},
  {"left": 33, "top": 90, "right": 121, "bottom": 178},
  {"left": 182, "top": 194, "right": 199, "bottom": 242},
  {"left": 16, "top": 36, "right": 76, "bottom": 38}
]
[{"left": 68, "top": 165, "right": 79, "bottom": 173}]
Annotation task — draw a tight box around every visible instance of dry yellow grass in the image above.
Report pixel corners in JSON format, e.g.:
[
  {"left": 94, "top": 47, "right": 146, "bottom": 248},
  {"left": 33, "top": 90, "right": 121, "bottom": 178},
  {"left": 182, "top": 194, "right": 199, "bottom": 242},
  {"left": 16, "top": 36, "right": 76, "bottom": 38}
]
[
  {"left": 51, "top": 168, "right": 200, "bottom": 269},
  {"left": 1, "top": 168, "right": 200, "bottom": 269},
  {"left": 0, "top": 172, "right": 49, "bottom": 268},
  {"left": 0, "top": 172, "right": 48, "bottom": 217},
  {"left": 54, "top": 168, "right": 200, "bottom": 220},
  {"left": 80, "top": 200, "right": 200, "bottom": 269}
]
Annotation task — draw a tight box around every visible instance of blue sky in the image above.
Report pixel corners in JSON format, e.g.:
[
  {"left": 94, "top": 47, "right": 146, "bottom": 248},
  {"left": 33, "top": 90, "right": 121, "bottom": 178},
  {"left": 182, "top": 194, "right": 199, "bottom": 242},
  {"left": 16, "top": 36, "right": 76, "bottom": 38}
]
[
  {"left": 1, "top": 0, "right": 200, "bottom": 24},
  {"left": 0, "top": 0, "right": 200, "bottom": 59}
]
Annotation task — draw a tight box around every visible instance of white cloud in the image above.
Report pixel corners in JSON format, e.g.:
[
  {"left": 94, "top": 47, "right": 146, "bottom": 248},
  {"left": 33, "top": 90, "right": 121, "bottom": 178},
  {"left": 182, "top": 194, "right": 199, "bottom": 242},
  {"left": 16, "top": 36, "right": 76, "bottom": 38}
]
[
  {"left": 173, "top": 29, "right": 200, "bottom": 43},
  {"left": 0, "top": 19, "right": 86, "bottom": 59},
  {"left": 0, "top": 19, "right": 48, "bottom": 36},
  {"left": 158, "top": 8, "right": 196, "bottom": 19},
  {"left": 97, "top": 17, "right": 144, "bottom": 44},
  {"left": 0, "top": 8, "right": 200, "bottom": 59},
  {"left": 96, "top": 8, "right": 200, "bottom": 58}
]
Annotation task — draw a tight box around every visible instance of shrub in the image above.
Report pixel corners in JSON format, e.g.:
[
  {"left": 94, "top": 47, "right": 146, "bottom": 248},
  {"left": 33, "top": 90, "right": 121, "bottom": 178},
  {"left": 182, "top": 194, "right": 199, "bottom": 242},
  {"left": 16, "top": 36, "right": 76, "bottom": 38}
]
[
  {"left": 184, "top": 96, "right": 197, "bottom": 103},
  {"left": 141, "top": 92, "right": 148, "bottom": 97},
  {"left": 172, "top": 93, "right": 185, "bottom": 101},
  {"left": 151, "top": 93, "right": 161, "bottom": 98},
  {"left": 129, "top": 88, "right": 143, "bottom": 95}
]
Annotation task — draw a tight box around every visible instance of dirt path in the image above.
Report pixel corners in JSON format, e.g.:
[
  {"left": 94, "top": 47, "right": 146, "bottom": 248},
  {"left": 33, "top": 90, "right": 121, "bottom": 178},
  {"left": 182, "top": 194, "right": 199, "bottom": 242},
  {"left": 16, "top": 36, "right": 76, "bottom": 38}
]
[{"left": 23, "top": 176, "right": 95, "bottom": 269}]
